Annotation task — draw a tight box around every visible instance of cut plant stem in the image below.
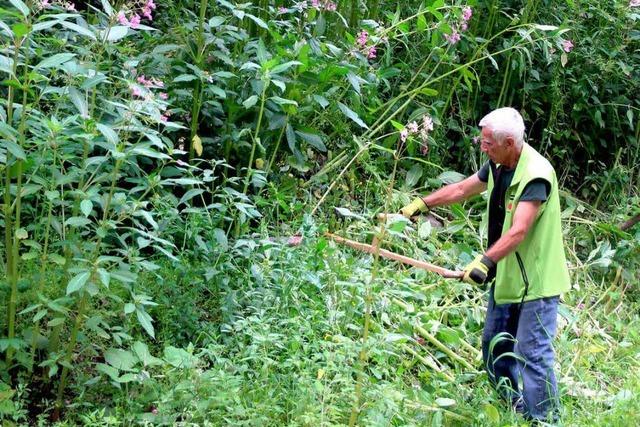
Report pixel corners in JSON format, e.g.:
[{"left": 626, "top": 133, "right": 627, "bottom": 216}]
[{"left": 414, "top": 324, "right": 476, "bottom": 371}]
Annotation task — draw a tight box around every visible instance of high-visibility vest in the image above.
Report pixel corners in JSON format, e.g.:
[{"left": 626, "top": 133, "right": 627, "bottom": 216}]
[{"left": 487, "top": 143, "right": 571, "bottom": 304}]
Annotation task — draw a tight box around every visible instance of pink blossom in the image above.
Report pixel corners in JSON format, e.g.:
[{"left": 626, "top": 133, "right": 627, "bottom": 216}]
[
  {"left": 630, "top": 0, "right": 640, "bottom": 7},
  {"left": 143, "top": 7, "right": 153, "bottom": 20},
  {"left": 407, "top": 121, "right": 419, "bottom": 133},
  {"left": 356, "top": 30, "right": 368, "bottom": 47},
  {"left": 278, "top": 6, "right": 287, "bottom": 13},
  {"left": 129, "top": 14, "right": 141, "bottom": 29},
  {"left": 67, "top": 2, "right": 76, "bottom": 11},
  {"left": 400, "top": 129, "right": 409, "bottom": 142},
  {"left": 287, "top": 235, "right": 303, "bottom": 246},
  {"left": 311, "top": 0, "right": 320, "bottom": 9},
  {"left": 562, "top": 39, "right": 574, "bottom": 53},
  {"left": 461, "top": 22, "right": 468, "bottom": 32},
  {"left": 159, "top": 92, "right": 168, "bottom": 100},
  {"left": 422, "top": 115, "right": 434, "bottom": 132},
  {"left": 137, "top": 75, "right": 148, "bottom": 85},
  {"left": 160, "top": 115, "right": 168, "bottom": 122},
  {"left": 462, "top": 6, "right": 472, "bottom": 22},
  {"left": 117, "top": 11, "right": 129, "bottom": 26},
  {"left": 146, "top": 0, "right": 156, "bottom": 9},
  {"left": 367, "top": 46, "right": 377, "bottom": 59},
  {"left": 150, "top": 78, "right": 164, "bottom": 88},
  {"left": 444, "top": 31, "right": 461, "bottom": 45},
  {"left": 131, "top": 86, "right": 143, "bottom": 98},
  {"left": 41, "top": 0, "right": 50, "bottom": 8},
  {"left": 325, "top": 1, "right": 337, "bottom": 11}
]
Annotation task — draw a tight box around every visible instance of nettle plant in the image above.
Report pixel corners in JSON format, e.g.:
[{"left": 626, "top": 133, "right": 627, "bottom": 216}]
[{"left": 0, "top": 0, "right": 188, "bottom": 416}]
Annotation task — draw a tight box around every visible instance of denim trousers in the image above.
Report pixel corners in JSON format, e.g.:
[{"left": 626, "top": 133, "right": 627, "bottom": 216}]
[{"left": 482, "top": 285, "right": 560, "bottom": 421}]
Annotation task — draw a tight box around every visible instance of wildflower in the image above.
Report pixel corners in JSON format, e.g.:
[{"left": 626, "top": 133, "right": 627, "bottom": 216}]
[
  {"left": 367, "top": 46, "right": 377, "bottom": 59},
  {"left": 407, "top": 121, "right": 419, "bottom": 133},
  {"left": 630, "top": 0, "right": 640, "bottom": 7},
  {"left": 461, "top": 22, "right": 468, "bottom": 32},
  {"left": 41, "top": 0, "right": 50, "bottom": 8},
  {"left": 137, "top": 75, "right": 148, "bottom": 85},
  {"left": 159, "top": 93, "right": 168, "bottom": 100},
  {"left": 150, "top": 77, "right": 164, "bottom": 88},
  {"left": 472, "top": 136, "right": 480, "bottom": 145},
  {"left": 117, "top": 11, "right": 129, "bottom": 26},
  {"left": 160, "top": 115, "right": 168, "bottom": 122},
  {"left": 356, "top": 30, "right": 368, "bottom": 47},
  {"left": 444, "top": 31, "right": 461, "bottom": 45},
  {"left": 129, "top": 14, "right": 141, "bottom": 29},
  {"left": 66, "top": 2, "right": 76, "bottom": 11},
  {"left": 562, "top": 39, "right": 574, "bottom": 53},
  {"left": 278, "top": 6, "right": 287, "bottom": 13},
  {"left": 311, "top": 0, "right": 320, "bottom": 9},
  {"left": 325, "top": 1, "right": 337, "bottom": 11},
  {"left": 400, "top": 129, "right": 409, "bottom": 142},
  {"left": 131, "top": 86, "right": 143, "bottom": 98},
  {"left": 422, "top": 115, "right": 434, "bottom": 132},
  {"left": 287, "top": 235, "right": 303, "bottom": 246},
  {"left": 462, "top": 6, "right": 472, "bottom": 22},
  {"left": 151, "top": 408, "right": 159, "bottom": 415}
]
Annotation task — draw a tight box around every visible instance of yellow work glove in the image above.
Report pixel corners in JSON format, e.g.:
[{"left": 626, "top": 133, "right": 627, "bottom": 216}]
[
  {"left": 399, "top": 197, "right": 429, "bottom": 218},
  {"left": 462, "top": 254, "right": 496, "bottom": 285}
]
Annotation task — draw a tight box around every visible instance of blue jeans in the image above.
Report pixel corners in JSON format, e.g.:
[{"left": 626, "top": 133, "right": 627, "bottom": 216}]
[{"left": 482, "top": 285, "right": 560, "bottom": 421}]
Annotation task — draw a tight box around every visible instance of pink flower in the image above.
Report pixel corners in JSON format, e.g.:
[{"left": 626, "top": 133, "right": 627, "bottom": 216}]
[
  {"left": 422, "top": 115, "right": 434, "bottom": 132},
  {"left": 562, "top": 39, "right": 574, "bottom": 53},
  {"left": 400, "top": 129, "right": 409, "bottom": 142},
  {"left": 461, "top": 22, "right": 468, "bottom": 32},
  {"left": 131, "top": 86, "right": 143, "bottom": 98},
  {"left": 117, "top": 11, "right": 129, "bottom": 26},
  {"left": 325, "top": 1, "right": 337, "bottom": 11},
  {"left": 160, "top": 115, "right": 168, "bottom": 122},
  {"left": 137, "top": 75, "right": 148, "bottom": 85},
  {"left": 143, "top": 7, "right": 153, "bottom": 20},
  {"left": 129, "top": 14, "right": 141, "bottom": 29},
  {"left": 41, "top": 0, "right": 50, "bottom": 8},
  {"left": 311, "top": 0, "right": 320, "bottom": 9},
  {"left": 367, "top": 46, "right": 377, "bottom": 59},
  {"left": 159, "top": 92, "right": 168, "bottom": 100},
  {"left": 146, "top": 0, "right": 156, "bottom": 9},
  {"left": 287, "top": 235, "right": 303, "bottom": 246},
  {"left": 444, "top": 31, "right": 461, "bottom": 45},
  {"left": 67, "top": 2, "right": 76, "bottom": 11},
  {"left": 150, "top": 78, "right": 164, "bottom": 88},
  {"left": 462, "top": 6, "right": 472, "bottom": 22},
  {"left": 356, "top": 30, "right": 368, "bottom": 47},
  {"left": 407, "top": 121, "right": 419, "bottom": 133},
  {"left": 278, "top": 6, "right": 287, "bottom": 13},
  {"left": 630, "top": 0, "right": 640, "bottom": 7}
]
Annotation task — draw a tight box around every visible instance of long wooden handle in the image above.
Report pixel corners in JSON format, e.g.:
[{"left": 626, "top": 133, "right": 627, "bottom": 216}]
[{"left": 325, "top": 233, "right": 464, "bottom": 279}]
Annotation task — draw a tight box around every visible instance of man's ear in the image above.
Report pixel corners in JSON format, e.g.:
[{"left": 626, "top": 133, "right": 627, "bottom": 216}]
[{"left": 504, "top": 136, "right": 515, "bottom": 147}]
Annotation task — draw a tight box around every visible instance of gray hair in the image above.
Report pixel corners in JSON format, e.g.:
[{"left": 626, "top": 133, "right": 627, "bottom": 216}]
[{"left": 478, "top": 107, "right": 525, "bottom": 148}]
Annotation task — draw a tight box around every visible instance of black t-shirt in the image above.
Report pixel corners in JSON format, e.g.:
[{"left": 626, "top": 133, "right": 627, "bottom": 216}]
[{"left": 477, "top": 160, "right": 549, "bottom": 248}]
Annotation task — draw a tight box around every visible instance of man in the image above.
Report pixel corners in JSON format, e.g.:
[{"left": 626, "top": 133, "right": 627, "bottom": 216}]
[{"left": 400, "top": 107, "right": 570, "bottom": 422}]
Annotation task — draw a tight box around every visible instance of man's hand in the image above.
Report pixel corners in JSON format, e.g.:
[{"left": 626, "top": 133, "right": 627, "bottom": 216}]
[
  {"left": 462, "top": 254, "right": 496, "bottom": 285},
  {"left": 400, "top": 197, "right": 429, "bottom": 218}
]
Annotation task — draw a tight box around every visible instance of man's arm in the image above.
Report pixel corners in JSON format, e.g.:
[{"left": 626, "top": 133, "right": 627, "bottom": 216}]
[
  {"left": 485, "top": 200, "right": 541, "bottom": 262},
  {"left": 423, "top": 174, "right": 487, "bottom": 208}
]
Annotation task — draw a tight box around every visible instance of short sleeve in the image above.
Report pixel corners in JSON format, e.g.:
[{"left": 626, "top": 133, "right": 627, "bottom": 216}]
[
  {"left": 519, "top": 178, "right": 550, "bottom": 202},
  {"left": 477, "top": 161, "right": 490, "bottom": 183}
]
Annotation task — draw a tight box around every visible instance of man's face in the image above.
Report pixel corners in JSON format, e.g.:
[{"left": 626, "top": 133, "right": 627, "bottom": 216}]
[{"left": 480, "top": 126, "right": 506, "bottom": 164}]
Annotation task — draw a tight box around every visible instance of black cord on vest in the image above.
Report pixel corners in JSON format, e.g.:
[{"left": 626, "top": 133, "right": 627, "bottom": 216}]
[{"left": 515, "top": 252, "right": 530, "bottom": 306}]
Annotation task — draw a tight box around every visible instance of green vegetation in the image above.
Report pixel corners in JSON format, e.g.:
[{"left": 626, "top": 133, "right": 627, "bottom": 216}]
[{"left": 0, "top": 0, "right": 638, "bottom": 425}]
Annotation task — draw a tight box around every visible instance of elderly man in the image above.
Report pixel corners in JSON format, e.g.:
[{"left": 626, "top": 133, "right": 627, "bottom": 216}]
[{"left": 400, "top": 107, "right": 570, "bottom": 422}]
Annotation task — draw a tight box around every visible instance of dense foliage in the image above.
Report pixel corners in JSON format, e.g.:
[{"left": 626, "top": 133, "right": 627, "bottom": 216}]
[{"left": 0, "top": 0, "right": 638, "bottom": 425}]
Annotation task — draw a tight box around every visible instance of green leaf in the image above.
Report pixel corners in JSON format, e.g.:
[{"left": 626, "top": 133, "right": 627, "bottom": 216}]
[
  {"left": 136, "top": 308, "right": 155, "bottom": 338},
  {"left": 96, "top": 123, "right": 119, "bottom": 146},
  {"left": 435, "top": 397, "right": 456, "bottom": 407},
  {"left": 437, "top": 170, "right": 465, "bottom": 184},
  {"left": 2, "top": 141, "right": 25, "bottom": 160},
  {"left": 132, "top": 341, "right": 163, "bottom": 367},
  {"left": 66, "top": 271, "right": 90, "bottom": 295},
  {"left": 12, "top": 23, "right": 29, "bottom": 38},
  {"left": 60, "top": 21, "right": 96, "bottom": 40},
  {"left": 15, "top": 228, "right": 27, "bottom": 239},
  {"left": 104, "top": 348, "right": 137, "bottom": 371},
  {"left": 9, "top": 0, "right": 30, "bottom": 17},
  {"left": 100, "top": 0, "right": 114, "bottom": 16},
  {"left": 178, "top": 188, "right": 205, "bottom": 206},
  {"left": 35, "top": 53, "right": 75, "bottom": 70},
  {"left": 245, "top": 13, "right": 268, "bottom": 29},
  {"left": 124, "top": 303, "right": 136, "bottom": 314},
  {"left": 68, "top": 87, "right": 89, "bottom": 119},
  {"left": 80, "top": 200, "right": 92, "bottom": 217},
  {"left": 286, "top": 123, "right": 303, "bottom": 161},
  {"left": 483, "top": 403, "right": 500, "bottom": 422},
  {"left": 296, "top": 131, "right": 326, "bottom": 152},
  {"left": 243, "top": 95, "right": 258, "bottom": 109},
  {"left": 209, "top": 16, "right": 225, "bottom": 27},
  {"left": 47, "top": 318, "right": 65, "bottom": 327},
  {"left": 270, "top": 61, "right": 302, "bottom": 74},
  {"left": 533, "top": 24, "right": 559, "bottom": 31},
  {"left": 173, "top": 74, "right": 198, "bottom": 83},
  {"left": 405, "top": 164, "right": 423, "bottom": 188},
  {"left": 338, "top": 103, "right": 368, "bottom": 129},
  {"left": 105, "top": 25, "right": 128, "bottom": 42},
  {"left": 49, "top": 253, "right": 66, "bottom": 265},
  {"left": 65, "top": 216, "right": 91, "bottom": 227},
  {"left": 214, "top": 228, "right": 228, "bottom": 251},
  {"left": 163, "top": 346, "right": 197, "bottom": 368},
  {"left": 96, "top": 363, "right": 120, "bottom": 381}
]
